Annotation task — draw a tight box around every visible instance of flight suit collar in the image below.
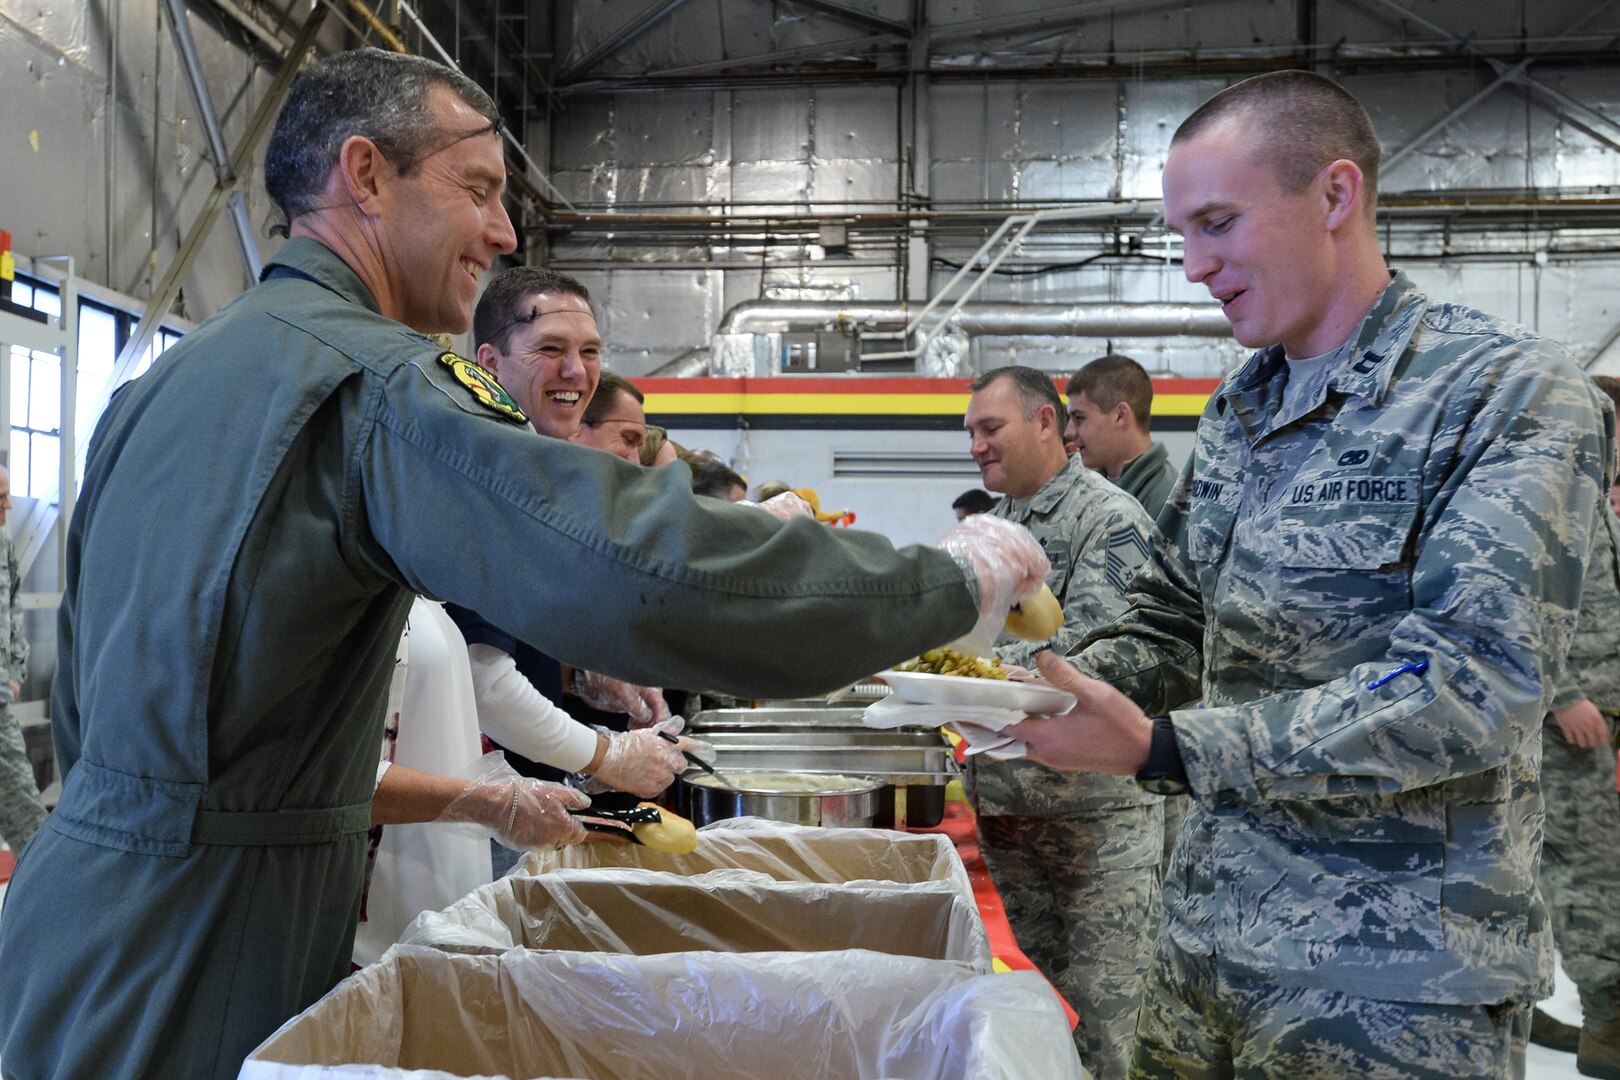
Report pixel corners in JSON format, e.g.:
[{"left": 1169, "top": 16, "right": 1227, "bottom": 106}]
[
  {"left": 1119, "top": 441, "right": 1170, "bottom": 487},
  {"left": 999, "top": 453, "right": 1086, "bottom": 519},
  {"left": 1217, "top": 270, "right": 1427, "bottom": 442},
  {"left": 261, "top": 237, "right": 385, "bottom": 316}
]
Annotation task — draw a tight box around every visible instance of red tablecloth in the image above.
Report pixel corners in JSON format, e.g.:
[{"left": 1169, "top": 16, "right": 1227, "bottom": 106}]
[{"left": 909, "top": 799, "right": 1079, "bottom": 1031}]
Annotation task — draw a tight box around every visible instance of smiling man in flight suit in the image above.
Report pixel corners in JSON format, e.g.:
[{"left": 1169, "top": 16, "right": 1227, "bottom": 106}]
[
  {"left": 0, "top": 48, "right": 1048, "bottom": 1080},
  {"left": 1009, "top": 70, "right": 1609, "bottom": 1077}
]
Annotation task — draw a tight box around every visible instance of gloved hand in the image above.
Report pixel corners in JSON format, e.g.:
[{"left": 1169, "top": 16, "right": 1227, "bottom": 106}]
[
  {"left": 590, "top": 727, "right": 689, "bottom": 797},
  {"left": 439, "top": 751, "right": 590, "bottom": 851},
  {"left": 586, "top": 717, "right": 716, "bottom": 797},
  {"left": 574, "top": 669, "right": 671, "bottom": 727},
  {"left": 653, "top": 715, "right": 715, "bottom": 767},
  {"left": 755, "top": 491, "right": 815, "bottom": 520},
  {"left": 938, "top": 514, "right": 1051, "bottom": 657}
]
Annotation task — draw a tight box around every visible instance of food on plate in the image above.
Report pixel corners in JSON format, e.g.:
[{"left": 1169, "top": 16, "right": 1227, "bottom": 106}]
[
  {"left": 630, "top": 802, "right": 698, "bottom": 853},
  {"left": 894, "top": 647, "right": 1008, "bottom": 680},
  {"left": 1003, "top": 584, "right": 1063, "bottom": 641}
]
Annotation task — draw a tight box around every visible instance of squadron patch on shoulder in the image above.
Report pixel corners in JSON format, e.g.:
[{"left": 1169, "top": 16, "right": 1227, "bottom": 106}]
[{"left": 436, "top": 352, "right": 527, "bottom": 423}]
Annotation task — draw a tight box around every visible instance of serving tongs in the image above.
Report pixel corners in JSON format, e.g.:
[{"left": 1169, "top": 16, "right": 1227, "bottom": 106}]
[
  {"left": 656, "top": 727, "right": 728, "bottom": 783},
  {"left": 566, "top": 796, "right": 662, "bottom": 843}
]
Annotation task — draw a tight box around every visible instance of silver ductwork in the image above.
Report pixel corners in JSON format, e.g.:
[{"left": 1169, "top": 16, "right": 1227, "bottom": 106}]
[
  {"left": 646, "top": 299, "right": 1231, "bottom": 377},
  {"left": 715, "top": 300, "right": 1230, "bottom": 338},
  {"left": 652, "top": 345, "right": 713, "bottom": 379}
]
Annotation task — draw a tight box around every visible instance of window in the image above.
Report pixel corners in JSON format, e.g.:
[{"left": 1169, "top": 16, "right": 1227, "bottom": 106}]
[
  {"left": 7, "top": 278, "right": 61, "bottom": 499},
  {"left": 5, "top": 276, "right": 184, "bottom": 499},
  {"left": 70, "top": 298, "right": 183, "bottom": 489}
]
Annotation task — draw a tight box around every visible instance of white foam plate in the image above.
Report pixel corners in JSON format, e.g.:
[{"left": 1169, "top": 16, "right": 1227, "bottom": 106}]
[{"left": 876, "top": 669, "right": 1076, "bottom": 714}]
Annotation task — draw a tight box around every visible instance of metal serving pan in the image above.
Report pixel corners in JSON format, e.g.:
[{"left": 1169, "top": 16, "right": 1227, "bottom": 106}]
[
  {"left": 693, "top": 730, "right": 956, "bottom": 785},
  {"left": 686, "top": 706, "right": 926, "bottom": 732},
  {"left": 684, "top": 709, "right": 958, "bottom": 828}
]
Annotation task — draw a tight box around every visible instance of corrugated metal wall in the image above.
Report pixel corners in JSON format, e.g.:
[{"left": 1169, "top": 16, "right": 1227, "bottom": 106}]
[
  {"left": 540, "top": 0, "right": 1620, "bottom": 379},
  {"left": 0, "top": 1, "right": 332, "bottom": 320},
  {"left": 6, "top": 1, "right": 1618, "bottom": 376}
]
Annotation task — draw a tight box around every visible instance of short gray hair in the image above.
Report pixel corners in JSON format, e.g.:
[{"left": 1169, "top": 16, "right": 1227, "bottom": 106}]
[
  {"left": 970, "top": 365, "right": 1061, "bottom": 420},
  {"left": 264, "top": 48, "right": 500, "bottom": 236}
]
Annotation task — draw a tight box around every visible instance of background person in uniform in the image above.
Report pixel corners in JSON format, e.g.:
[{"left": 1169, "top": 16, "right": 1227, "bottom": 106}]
[
  {"left": 1065, "top": 355, "right": 1191, "bottom": 875},
  {"left": 953, "top": 487, "right": 996, "bottom": 520},
  {"left": 1530, "top": 374, "right": 1620, "bottom": 1075},
  {"left": 640, "top": 425, "right": 680, "bottom": 467},
  {"left": 754, "top": 479, "right": 793, "bottom": 502},
  {"left": 1008, "top": 70, "right": 1608, "bottom": 1078},
  {"left": 574, "top": 370, "right": 648, "bottom": 462},
  {"left": 687, "top": 454, "right": 748, "bottom": 501},
  {"left": 560, "top": 367, "right": 672, "bottom": 727},
  {"left": 0, "top": 464, "right": 44, "bottom": 855},
  {"left": 1064, "top": 354, "right": 1181, "bottom": 520},
  {"left": 963, "top": 365, "right": 1161, "bottom": 1079},
  {"left": 0, "top": 48, "right": 1049, "bottom": 1080},
  {"left": 435, "top": 266, "right": 689, "bottom": 876}
]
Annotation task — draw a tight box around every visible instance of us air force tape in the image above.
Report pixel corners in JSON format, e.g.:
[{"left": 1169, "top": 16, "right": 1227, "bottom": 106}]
[{"left": 437, "top": 352, "right": 527, "bottom": 423}]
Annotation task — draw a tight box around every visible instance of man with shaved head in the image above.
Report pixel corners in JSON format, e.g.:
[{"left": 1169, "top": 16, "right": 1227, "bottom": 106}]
[{"left": 1009, "top": 70, "right": 1610, "bottom": 1077}]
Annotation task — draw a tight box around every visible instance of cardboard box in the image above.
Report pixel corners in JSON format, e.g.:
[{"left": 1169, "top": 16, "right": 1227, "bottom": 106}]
[
  {"left": 241, "top": 947, "right": 1085, "bottom": 1080},
  {"left": 399, "top": 870, "right": 991, "bottom": 970},
  {"left": 515, "top": 817, "right": 971, "bottom": 904}
]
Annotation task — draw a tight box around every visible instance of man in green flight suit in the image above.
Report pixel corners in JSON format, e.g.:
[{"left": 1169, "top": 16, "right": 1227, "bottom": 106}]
[
  {"left": 1010, "top": 70, "right": 1610, "bottom": 1077},
  {"left": 0, "top": 48, "right": 1047, "bottom": 1080}
]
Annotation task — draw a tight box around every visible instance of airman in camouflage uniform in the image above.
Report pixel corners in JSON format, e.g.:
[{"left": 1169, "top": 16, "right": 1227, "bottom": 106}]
[
  {"left": 1538, "top": 375, "right": 1620, "bottom": 1077},
  {"left": 1007, "top": 70, "right": 1612, "bottom": 1079},
  {"left": 1064, "top": 355, "right": 1191, "bottom": 874},
  {"left": 0, "top": 475, "right": 43, "bottom": 854},
  {"left": 965, "top": 365, "right": 1162, "bottom": 1079}
]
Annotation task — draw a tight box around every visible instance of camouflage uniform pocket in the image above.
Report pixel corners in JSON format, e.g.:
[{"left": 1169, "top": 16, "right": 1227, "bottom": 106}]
[{"left": 1274, "top": 838, "right": 1445, "bottom": 951}]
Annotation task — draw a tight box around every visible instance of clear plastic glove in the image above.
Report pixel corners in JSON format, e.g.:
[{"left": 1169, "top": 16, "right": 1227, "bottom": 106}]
[
  {"left": 439, "top": 751, "right": 590, "bottom": 851},
  {"left": 938, "top": 514, "right": 1051, "bottom": 657},
  {"left": 590, "top": 727, "right": 690, "bottom": 797},
  {"left": 574, "top": 669, "right": 670, "bottom": 727},
  {"left": 652, "top": 715, "right": 715, "bottom": 767},
  {"left": 632, "top": 684, "right": 672, "bottom": 729},
  {"left": 756, "top": 491, "right": 815, "bottom": 520}
]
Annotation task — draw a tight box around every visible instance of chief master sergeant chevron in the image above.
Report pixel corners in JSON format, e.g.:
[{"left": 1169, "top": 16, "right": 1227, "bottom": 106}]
[{"left": 1007, "top": 70, "right": 1612, "bottom": 1078}]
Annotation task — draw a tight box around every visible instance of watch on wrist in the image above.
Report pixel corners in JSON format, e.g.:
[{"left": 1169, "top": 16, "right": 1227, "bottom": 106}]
[{"left": 1135, "top": 715, "right": 1190, "bottom": 796}]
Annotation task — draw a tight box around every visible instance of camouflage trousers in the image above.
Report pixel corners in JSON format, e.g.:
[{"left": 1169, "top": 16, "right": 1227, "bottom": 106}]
[
  {"left": 1538, "top": 713, "right": 1620, "bottom": 996},
  {"left": 1132, "top": 935, "right": 1529, "bottom": 1079},
  {"left": 0, "top": 706, "right": 45, "bottom": 853},
  {"left": 977, "top": 806, "right": 1162, "bottom": 1080}
]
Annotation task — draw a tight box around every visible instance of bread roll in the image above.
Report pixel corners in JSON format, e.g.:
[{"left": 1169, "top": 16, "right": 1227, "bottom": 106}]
[
  {"left": 631, "top": 803, "right": 698, "bottom": 853},
  {"left": 1003, "top": 584, "right": 1062, "bottom": 641}
]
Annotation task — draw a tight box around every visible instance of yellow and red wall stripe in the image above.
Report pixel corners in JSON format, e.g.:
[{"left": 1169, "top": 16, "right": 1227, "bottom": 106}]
[{"left": 641, "top": 376, "right": 1220, "bottom": 430}]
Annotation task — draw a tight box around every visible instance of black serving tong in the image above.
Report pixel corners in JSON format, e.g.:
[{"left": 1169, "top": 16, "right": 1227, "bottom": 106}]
[
  {"left": 566, "top": 797, "right": 662, "bottom": 843},
  {"left": 657, "top": 727, "right": 721, "bottom": 779}
]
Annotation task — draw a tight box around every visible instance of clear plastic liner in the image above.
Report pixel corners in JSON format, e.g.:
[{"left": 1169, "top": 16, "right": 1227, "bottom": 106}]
[
  {"left": 242, "top": 947, "right": 1086, "bottom": 1079},
  {"left": 397, "top": 869, "right": 991, "bottom": 971},
  {"left": 511, "top": 816, "right": 973, "bottom": 904}
]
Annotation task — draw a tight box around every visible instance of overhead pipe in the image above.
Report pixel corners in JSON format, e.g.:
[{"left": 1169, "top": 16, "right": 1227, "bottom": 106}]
[
  {"left": 715, "top": 299, "right": 1230, "bottom": 338},
  {"left": 649, "top": 299, "right": 1229, "bottom": 376}
]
